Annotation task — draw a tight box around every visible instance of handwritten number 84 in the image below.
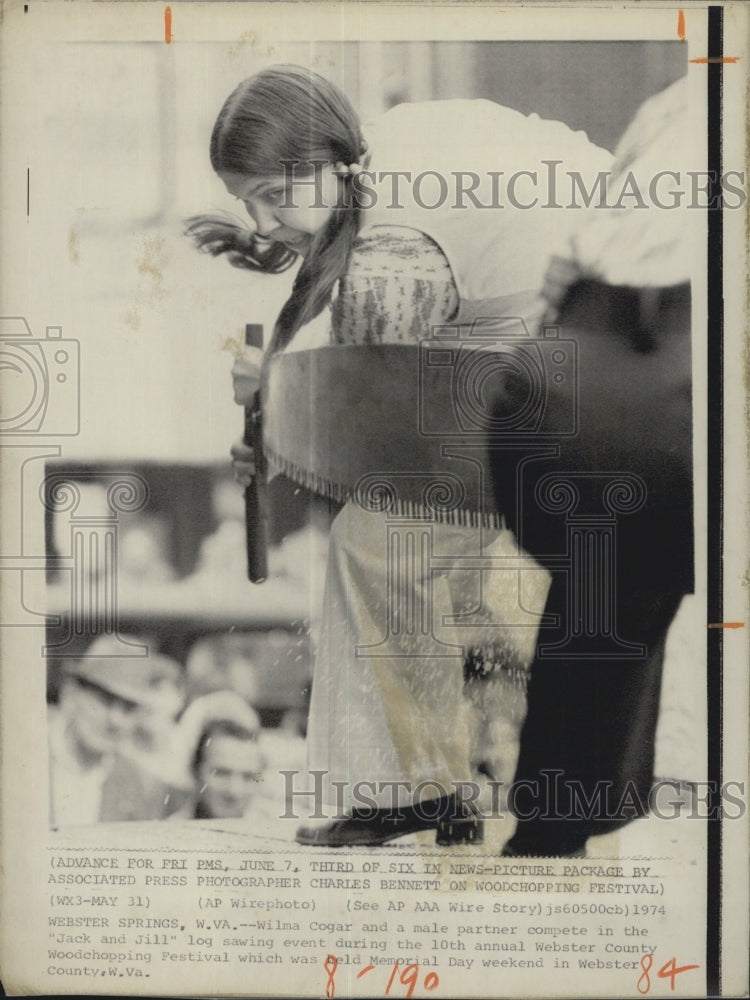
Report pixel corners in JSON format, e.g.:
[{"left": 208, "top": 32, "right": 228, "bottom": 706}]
[{"left": 638, "top": 955, "right": 700, "bottom": 994}]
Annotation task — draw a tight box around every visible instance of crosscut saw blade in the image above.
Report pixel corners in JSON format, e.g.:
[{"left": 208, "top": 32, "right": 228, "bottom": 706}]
[{"left": 262, "top": 331, "right": 571, "bottom": 528}]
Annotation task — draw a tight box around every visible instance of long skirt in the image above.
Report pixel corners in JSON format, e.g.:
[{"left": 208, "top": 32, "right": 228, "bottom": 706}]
[{"left": 305, "top": 501, "right": 550, "bottom": 812}]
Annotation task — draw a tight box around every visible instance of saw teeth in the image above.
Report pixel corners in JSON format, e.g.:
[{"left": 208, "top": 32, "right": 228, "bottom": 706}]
[{"left": 263, "top": 441, "right": 503, "bottom": 528}]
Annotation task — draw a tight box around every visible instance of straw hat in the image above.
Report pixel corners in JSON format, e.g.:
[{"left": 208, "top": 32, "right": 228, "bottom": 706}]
[{"left": 62, "top": 635, "right": 182, "bottom": 711}]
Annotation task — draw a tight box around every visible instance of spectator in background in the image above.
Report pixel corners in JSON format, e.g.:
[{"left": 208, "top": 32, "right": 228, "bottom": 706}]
[
  {"left": 170, "top": 691, "right": 276, "bottom": 822},
  {"left": 48, "top": 637, "right": 186, "bottom": 825},
  {"left": 181, "top": 719, "right": 266, "bottom": 819}
]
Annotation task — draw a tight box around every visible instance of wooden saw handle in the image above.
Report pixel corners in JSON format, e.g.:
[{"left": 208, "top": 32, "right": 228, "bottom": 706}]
[{"left": 243, "top": 324, "right": 267, "bottom": 583}]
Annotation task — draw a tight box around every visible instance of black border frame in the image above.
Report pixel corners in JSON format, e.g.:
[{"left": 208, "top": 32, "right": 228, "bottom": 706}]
[{"left": 706, "top": 4, "right": 724, "bottom": 997}]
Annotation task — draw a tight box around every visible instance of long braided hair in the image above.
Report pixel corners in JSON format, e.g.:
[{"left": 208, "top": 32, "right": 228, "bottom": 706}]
[{"left": 185, "top": 66, "right": 365, "bottom": 354}]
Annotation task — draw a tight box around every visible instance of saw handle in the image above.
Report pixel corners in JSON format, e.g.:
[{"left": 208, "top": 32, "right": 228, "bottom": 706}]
[
  {"left": 243, "top": 394, "right": 268, "bottom": 582},
  {"left": 242, "top": 324, "right": 267, "bottom": 583}
]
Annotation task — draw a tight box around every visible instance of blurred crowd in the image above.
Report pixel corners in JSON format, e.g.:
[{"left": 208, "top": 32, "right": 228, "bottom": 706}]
[
  {"left": 45, "top": 465, "right": 331, "bottom": 828},
  {"left": 47, "top": 625, "right": 530, "bottom": 828},
  {"left": 47, "top": 631, "right": 310, "bottom": 828}
]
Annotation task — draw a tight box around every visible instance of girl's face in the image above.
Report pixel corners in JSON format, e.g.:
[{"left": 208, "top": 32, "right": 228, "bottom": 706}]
[{"left": 219, "top": 166, "right": 340, "bottom": 256}]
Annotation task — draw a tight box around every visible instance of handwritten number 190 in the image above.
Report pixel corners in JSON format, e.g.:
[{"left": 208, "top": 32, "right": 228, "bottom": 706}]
[{"left": 384, "top": 963, "right": 439, "bottom": 998}]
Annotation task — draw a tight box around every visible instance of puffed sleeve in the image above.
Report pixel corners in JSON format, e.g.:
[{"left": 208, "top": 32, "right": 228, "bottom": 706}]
[{"left": 331, "top": 226, "right": 459, "bottom": 345}]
